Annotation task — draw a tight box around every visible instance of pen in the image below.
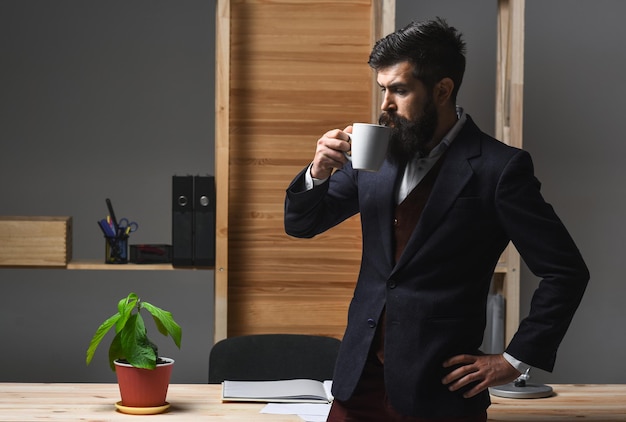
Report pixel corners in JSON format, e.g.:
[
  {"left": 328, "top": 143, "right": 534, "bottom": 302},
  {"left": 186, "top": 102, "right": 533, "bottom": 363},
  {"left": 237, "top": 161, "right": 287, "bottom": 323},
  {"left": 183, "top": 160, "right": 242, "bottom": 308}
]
[{"left": 106, "top": 198, "right": 119, "bottom": 234}]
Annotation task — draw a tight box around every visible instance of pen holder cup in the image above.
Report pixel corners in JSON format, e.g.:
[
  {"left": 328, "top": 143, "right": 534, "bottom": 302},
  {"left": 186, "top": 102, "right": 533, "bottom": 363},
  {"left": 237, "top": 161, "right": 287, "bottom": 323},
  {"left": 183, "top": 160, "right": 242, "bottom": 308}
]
[{"left": 105, "top": 235, "right": 128, "bottom": 264}]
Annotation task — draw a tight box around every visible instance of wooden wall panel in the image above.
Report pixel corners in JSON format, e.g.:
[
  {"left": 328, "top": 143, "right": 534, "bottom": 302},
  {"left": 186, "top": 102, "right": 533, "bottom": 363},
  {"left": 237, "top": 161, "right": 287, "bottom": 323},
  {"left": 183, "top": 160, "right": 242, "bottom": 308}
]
[{"left": 227, "top": 0, "right": 380, "bottom": 338}]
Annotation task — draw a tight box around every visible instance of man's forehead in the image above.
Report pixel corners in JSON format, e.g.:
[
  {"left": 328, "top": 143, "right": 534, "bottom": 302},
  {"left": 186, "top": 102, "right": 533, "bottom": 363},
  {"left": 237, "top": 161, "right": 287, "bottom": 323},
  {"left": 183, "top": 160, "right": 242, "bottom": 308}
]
[{"left": 376, "top": 61, "right": 416, "bottom": 86}]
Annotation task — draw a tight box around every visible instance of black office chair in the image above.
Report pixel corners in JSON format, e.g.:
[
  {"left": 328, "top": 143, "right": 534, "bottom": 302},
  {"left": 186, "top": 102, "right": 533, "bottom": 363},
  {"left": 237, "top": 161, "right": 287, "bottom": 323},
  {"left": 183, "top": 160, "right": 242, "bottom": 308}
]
[{"left": 208, "top": 334, "right": 341, "bottom": 384}]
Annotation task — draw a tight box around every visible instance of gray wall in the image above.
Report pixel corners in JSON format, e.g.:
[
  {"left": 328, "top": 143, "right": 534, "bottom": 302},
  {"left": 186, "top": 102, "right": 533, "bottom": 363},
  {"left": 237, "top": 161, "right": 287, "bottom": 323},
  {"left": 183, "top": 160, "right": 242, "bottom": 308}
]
[
  {"left": 2, "top": 0, "right": 625, "bottom": 385},
  {"left": 396, "top": 0, "right": 498, "bottom": 137},
  {"left": 0, "top": 0, "right": 216, "bottom": 383},
  {"left": 522, "top": 0, "right": 626, "bottom": 384},
  {"left": 398, "top": 0, "right": 626, "bottom": 384}
]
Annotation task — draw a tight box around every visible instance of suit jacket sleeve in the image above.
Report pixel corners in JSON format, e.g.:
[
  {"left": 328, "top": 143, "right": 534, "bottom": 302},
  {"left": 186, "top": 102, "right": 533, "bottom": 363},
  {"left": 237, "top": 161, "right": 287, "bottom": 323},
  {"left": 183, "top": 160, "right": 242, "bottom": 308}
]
[
  {"left": 284, "top": 165, "right": 360, "bottom": 239},
  {"left": 496, "top": 149, "right": 589, "bottom": 371}
]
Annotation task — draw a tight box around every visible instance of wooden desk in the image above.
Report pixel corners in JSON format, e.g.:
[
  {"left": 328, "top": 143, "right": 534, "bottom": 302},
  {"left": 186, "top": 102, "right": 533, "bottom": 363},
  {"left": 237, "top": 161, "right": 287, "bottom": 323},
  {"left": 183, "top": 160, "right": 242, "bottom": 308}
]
[
  {"left": 1, "top": 383, "right": 625, "bottom": 421},
  {"left": 0, "top": 383, "right": 300, "bottom": 421},
  {"left": 488, "top": 384, "right": 626, "bottom": 421}
]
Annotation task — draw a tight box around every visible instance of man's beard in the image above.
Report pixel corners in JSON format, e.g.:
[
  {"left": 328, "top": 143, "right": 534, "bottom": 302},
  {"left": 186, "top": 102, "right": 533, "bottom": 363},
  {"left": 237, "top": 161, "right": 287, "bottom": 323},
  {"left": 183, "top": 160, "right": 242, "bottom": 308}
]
[{"left": 379, "top": 98, "right": 438, "bottom": 166}]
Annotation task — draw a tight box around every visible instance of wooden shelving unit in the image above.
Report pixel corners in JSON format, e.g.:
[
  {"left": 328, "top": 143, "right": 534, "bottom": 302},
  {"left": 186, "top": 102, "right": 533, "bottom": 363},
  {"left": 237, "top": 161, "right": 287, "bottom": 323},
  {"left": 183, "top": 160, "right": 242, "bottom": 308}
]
[{"left": 213, "top": 0, "right": 524, "bottom": 346}]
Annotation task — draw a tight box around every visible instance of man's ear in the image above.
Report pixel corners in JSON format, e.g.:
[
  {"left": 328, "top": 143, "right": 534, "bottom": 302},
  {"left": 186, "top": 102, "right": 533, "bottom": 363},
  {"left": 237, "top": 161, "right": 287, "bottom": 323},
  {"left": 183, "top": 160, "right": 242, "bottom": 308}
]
[{"left": 434, "top": 77, "right": 455, "bottom": 105}]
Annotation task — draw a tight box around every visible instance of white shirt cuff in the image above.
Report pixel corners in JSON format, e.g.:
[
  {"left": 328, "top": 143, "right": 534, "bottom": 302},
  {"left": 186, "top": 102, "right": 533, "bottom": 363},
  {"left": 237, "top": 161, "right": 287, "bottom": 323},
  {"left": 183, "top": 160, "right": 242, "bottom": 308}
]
[
  {"left": 503, "top": 352, "right": 532, "bottom": 374},
  {"left": 305, "top": 163, "right": 328, "bottom": 190}
]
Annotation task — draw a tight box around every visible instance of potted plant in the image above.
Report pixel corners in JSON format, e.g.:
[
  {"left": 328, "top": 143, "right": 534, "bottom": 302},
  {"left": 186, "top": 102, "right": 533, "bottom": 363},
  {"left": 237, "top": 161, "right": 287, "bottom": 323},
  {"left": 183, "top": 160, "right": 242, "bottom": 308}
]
[{"left": 86, "top": 292, "right": 182, "bottom": 414}]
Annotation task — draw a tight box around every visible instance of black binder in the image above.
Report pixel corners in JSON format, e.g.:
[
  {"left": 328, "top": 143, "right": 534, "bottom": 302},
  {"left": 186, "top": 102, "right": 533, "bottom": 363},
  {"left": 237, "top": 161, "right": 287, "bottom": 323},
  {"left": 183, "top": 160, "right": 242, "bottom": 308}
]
[
  {"left": 193, "top": 175, "right": 216, "bottom": 266},
  {"left": 172, "top": 175, "right": 194, "bottom": 266}
]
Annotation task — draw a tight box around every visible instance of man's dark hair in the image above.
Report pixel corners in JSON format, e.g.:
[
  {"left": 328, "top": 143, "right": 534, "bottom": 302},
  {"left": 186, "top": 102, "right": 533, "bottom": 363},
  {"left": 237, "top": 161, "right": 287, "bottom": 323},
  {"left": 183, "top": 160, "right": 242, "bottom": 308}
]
[{"left": 368, "top": 18, "right": 466, "bottom": 101}]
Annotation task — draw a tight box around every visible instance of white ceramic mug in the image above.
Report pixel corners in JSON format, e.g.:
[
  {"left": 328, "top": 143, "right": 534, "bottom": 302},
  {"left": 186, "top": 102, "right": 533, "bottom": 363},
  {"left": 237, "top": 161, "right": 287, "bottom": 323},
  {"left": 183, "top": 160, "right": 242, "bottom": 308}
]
[{"left": 344, "top": 123, "right": 392, "bottom": 172}]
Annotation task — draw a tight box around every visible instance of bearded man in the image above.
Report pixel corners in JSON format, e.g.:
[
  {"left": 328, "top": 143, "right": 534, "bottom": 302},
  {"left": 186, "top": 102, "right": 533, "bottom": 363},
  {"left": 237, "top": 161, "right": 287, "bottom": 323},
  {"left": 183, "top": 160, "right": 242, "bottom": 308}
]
[{"left": 284, "top": 18, "right": 588, "bottom": 422}]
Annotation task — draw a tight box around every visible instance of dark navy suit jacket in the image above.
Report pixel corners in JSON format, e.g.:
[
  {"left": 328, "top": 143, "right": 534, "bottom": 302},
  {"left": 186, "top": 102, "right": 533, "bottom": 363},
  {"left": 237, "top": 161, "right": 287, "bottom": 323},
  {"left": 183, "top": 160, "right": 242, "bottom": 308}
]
[{"left": 284, "top": 116, "right": 589, "bottom": 418}]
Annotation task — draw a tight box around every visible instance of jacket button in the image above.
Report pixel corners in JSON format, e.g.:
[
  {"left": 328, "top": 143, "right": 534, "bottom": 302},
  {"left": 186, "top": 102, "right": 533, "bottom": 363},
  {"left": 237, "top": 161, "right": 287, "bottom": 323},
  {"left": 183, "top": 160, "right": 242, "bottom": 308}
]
[
  {"left": 367, "top": 318, "right": 377, "bottom": 328},
  {"left": 387, "top": 280, "right": 397, "bottom": 289}
]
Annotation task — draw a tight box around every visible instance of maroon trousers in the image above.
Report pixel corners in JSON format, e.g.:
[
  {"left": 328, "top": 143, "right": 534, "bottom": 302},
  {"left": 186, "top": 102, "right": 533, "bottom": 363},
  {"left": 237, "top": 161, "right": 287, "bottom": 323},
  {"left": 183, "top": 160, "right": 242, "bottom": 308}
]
[{"left": 326, "top": 351, "right": 487, "bottom": 422}]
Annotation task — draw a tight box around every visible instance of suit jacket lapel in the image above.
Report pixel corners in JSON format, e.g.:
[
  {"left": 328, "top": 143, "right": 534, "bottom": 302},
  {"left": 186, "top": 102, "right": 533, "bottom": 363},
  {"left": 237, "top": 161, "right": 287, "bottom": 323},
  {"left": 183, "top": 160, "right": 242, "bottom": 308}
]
[{"left": 392, "top": 118, "right": 482, "bottom": 273}]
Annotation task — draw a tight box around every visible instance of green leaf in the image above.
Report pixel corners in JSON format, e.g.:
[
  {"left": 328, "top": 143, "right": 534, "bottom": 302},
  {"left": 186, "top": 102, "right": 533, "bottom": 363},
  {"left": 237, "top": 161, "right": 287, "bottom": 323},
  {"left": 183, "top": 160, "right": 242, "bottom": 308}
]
[
  {"left": 86, "top": 292, "right": 182, "bottom": 372},
  {"left": 120, "top": 313, "right": 156, "bottom": 369},
  {"left": 85, "top": 312, "right": 120, "bottom": 365},
  {"left": 142, "top": 301, "right": 182, "bottom": 349},
  {"left": 108, "top": 330, "right": 124, "bottom": 371},
  {"left": 115, "top": 293, "right": 138, "bottom": 334}
]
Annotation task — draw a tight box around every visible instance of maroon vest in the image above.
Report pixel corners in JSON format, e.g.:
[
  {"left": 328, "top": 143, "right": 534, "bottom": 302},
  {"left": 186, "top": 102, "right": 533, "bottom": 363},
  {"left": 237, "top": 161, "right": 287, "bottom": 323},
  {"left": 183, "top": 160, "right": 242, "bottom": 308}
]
[{"left": 374, "top": 153, "right": 448, "bottom": 363}]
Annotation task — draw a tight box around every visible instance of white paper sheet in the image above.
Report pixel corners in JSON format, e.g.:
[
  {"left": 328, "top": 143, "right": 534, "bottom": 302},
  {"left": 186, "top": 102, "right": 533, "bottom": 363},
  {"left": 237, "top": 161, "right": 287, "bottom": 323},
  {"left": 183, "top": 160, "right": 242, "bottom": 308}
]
[{"left": 261, "top": 402, "right": 331, "bottom": 421}]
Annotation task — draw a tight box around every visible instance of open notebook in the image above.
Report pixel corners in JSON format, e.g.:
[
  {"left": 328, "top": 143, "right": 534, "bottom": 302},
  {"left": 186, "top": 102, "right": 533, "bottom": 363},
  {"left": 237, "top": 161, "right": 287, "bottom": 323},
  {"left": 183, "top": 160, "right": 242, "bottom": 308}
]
[{"left": 222, "top": 379, "right": 333, "bottom": 403}]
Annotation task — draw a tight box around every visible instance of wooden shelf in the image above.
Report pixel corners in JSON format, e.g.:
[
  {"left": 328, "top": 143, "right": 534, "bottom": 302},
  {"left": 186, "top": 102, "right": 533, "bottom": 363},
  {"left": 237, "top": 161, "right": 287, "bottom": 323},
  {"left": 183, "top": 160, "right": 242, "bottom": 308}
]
[
  {"left": 494, "top": 262, "right": 508, "bottom": 274},
  {"left": 66, "top": 260, "right": 173, "bottom": 270},
  {"left": 65, "top": 260, "right": 213, "bottom": 271},
  {"left": 1, "top": 260, "right": 212, "bottom": 270}
]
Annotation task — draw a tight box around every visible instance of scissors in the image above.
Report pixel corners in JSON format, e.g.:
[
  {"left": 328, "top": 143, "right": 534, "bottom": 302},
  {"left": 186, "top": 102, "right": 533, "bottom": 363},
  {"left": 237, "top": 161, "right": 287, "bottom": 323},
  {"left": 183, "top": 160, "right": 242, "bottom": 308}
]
[{"left": 117, "top": 218, "right": 139, "bottom": 235}]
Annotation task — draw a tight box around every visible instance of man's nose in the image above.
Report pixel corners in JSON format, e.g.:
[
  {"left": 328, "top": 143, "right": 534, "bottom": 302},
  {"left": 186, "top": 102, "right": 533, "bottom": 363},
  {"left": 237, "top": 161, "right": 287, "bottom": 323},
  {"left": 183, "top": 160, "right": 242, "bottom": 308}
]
[{"left": 381, "top": 94, "right": 396, "bottom": 112}]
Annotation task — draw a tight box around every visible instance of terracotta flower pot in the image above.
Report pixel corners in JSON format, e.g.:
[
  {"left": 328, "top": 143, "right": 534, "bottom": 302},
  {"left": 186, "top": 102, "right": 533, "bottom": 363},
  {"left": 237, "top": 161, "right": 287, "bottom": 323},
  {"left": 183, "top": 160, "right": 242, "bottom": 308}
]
[{"left": 114, "top": 357, "right": 174, "bottom": 408}]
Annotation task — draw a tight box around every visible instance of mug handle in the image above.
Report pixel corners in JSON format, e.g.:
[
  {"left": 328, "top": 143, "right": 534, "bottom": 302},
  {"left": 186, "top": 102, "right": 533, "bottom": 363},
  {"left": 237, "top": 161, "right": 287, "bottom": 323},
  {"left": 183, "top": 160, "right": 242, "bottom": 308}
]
[{"left": 343, "top": 133, "right": 353, "bottom": 161}]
